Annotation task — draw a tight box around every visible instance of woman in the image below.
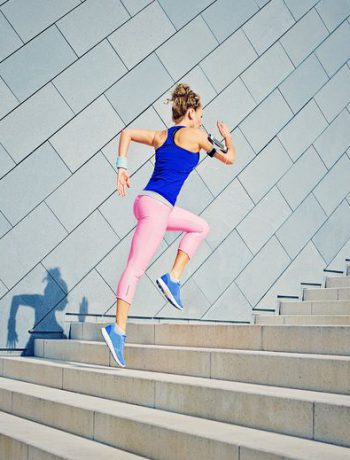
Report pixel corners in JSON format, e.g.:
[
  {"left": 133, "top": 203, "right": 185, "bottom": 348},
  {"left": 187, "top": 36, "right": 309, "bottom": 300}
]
[{"left": 101, "top": 83, "right": 236, "bottom": 367}]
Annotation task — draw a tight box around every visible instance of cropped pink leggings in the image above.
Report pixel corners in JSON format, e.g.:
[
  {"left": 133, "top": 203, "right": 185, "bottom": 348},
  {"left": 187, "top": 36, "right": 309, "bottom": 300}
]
[{"left": 116, "top": 194, "right": 210, "bottom": 304}]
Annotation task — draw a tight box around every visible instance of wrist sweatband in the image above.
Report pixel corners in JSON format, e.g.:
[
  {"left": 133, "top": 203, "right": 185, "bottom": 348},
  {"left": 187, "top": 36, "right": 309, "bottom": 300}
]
[{"left": 116, "top": 156, "right": 127, "bottom": 169}]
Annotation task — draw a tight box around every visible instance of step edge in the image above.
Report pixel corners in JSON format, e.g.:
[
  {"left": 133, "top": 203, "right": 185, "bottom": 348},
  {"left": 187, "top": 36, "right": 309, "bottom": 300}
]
[
  {"left": 1, "top": 357, "right": 349, "bottom": 404},
  {"left": 0, "top": 385, "right": 349, "bottom": 456},
  {"left": 0, "top": 409, "right": 144, "bottom": 459}
]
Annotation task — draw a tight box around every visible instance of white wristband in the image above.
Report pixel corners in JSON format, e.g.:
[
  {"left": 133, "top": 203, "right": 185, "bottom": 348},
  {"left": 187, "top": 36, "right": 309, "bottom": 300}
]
[{"left": 116, "top": 156, "right": 128, "bottom": 169}]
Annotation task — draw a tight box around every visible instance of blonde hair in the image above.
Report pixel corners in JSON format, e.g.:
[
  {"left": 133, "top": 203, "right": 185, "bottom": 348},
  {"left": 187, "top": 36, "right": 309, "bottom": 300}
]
[{"left": 164, "top": 83, "right": 201, "bottom": 122}]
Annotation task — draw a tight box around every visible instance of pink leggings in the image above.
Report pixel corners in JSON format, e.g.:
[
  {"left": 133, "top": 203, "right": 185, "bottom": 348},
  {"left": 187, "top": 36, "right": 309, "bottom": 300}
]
[{"left": 116, "top": 194, "right": 210, "bottom": 304}]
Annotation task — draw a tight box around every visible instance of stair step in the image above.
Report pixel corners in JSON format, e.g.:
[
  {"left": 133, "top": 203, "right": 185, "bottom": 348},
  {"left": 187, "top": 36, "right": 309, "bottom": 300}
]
[
  {"left": 326, "top": 276, "right": 350, "bottom": 288},
  {"left": 254, "top": 315, "right": 350, "bottom": 325},
  {"left": 1, "top": 355, "right": 349, "bottom": 445},
  {"left": 33, "top": 338, "right": 350, "bottom": 394},
  {"left": 0, "top": 376, "right": 349, "bottom": 459},
  {"left": 303, "top": 287, "right": 350, "bottom": 301},
  {"left": 280, "top": 300, "right": 350, "bottom": 315},
  {"left": 0, "top": 410, "right": 146, "bottom": 459},
  {"left": 68, "top": 322, "right": 350, "bottom": 356}
]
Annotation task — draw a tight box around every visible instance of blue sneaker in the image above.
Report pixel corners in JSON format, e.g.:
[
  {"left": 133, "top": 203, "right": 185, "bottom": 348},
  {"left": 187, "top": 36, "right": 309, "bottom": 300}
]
[
  {"left": 156, "top": 273, "right": 184, "bottom": 310},
  {"left": 101, "top": 323, "right": 126, "bottom": 367}
]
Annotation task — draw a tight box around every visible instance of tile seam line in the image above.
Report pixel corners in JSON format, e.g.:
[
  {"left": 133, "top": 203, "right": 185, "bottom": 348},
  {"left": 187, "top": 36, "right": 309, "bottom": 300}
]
[
  {"left": 3, "top": 51, "right": 347, "bottom": 238},
  {"left": 0, "top": 0, "right": 135, "bottom": 65},
  {"left": 1, "top": 4, "right": 347, "bottom": 180},
  {"left": 0, "top": 7, "right": 24, "bottom": 47},
  {"left": 2, "top": 8, "right": 348, "bottom": 183},
  {"left": 1, "top": 0, "right": 323, "bottom": 128},
  {"left": 1, "top": 10, "right": 348, "bottom": 296},
  {"left": 1, "top": 165, "right": 349, "bottom": 307},
  {"left": 0, "top": 0, "right": 216, "bottom": 113},
  {"left": 1, "top": 184, "right": 347, "bottom": 308}
]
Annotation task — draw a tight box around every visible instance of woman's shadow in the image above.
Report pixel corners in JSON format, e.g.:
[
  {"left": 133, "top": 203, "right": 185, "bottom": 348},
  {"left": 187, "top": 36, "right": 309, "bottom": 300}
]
[{"left": 6, "top": 268, "right": 70, "bottom": 356}]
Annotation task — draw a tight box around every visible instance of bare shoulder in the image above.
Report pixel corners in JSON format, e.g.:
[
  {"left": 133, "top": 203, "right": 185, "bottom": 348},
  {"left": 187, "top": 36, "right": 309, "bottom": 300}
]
[
  {"left": 178, "top": 127, "right": 200, "bottom": 136},
  {"left": 154, "top": 127, "right": 209, "bottom": 152},
  {"left": 154, "top": 128, "right": 168, "bottom": 149},
  {"left": 154, "top": 127, "right": 200, "bottom": 151},
  {"left": 189, "top": 128, "right": 213, "bottom": 152},
  {"left": 176, "top": 126, "right": 205, "bottom": 143},
  {"left": 175, "top": 127, "right": 202, "bottom": 152}
]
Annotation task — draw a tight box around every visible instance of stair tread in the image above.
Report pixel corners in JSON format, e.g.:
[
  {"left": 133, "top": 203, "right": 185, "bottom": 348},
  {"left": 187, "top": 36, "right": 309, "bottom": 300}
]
[
  {"left": 1, "top": 355, "right": 349, "bottom": 405},
  {"left": 280, "top": 300, "right": 350, "bottom": 304},
  {"left": 305, "top": 287, "right": 350, "bottom": 290},
  {"left": 46, "top": 338, "right": 350, "bottom": 359},
  {"left": 256, "top": 315, "right": 350, "bottom": 317},
  {"left": 71, "top": 322, "right": 350, "bottom": 328},
  {"left": 0, "top": 410, "right": 146, "bottom": 459},
  {"left": 0, "top": 376, "right": 349, "bottom": 459}
]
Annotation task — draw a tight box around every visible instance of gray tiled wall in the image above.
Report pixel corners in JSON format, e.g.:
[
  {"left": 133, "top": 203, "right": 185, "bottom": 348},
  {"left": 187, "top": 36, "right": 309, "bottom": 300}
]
[{"left": 1, "top": 0, "right": 350, "bottom": 354}]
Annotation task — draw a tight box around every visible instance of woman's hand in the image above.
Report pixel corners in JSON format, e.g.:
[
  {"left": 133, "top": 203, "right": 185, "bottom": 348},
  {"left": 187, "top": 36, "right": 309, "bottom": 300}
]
[
  {"left": 117, "top": 168, "right": 131, "bottom": 196},
  {"left": 217, "top": 121, "right": 230, "bottom": 138}
]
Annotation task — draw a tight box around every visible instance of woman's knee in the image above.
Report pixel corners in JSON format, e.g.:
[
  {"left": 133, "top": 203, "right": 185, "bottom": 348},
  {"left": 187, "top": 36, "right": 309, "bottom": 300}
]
[
  {"left": 201, "top": 219, "right": 210, "bottom": 237},
  {"left": 124, "top": 263, "right": 146, "bottom": 280}
]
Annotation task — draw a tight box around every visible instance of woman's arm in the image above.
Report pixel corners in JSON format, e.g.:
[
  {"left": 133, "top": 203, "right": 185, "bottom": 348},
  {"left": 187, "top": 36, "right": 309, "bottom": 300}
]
[
  {"left": 117, "top": 128, "right": 158, "bottom": 163},
  {"left": 119, "top": 128, "right": 158, "bottom": 150},
  {"left": 196, "top": 122, "right": 236, "bottom": 165},
  {"left": 116, "top": 128, "right": 159, "bottom": 197}
]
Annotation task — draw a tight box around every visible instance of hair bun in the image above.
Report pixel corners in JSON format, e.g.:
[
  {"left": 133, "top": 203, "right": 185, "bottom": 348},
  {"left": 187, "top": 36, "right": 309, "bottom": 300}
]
[
  {"left": 163, "top": 82, "right": 201, "bottom": 122},
  {"left": 172, "top": 83, "right": 191, "bottom": 99}
]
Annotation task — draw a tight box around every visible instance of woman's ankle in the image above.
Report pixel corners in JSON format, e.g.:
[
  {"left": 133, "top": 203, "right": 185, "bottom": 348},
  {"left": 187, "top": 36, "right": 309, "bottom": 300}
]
[
  {"left": 169, "top": 272, "right": 180, "bottom": 282},
  {"left": 115, "top": 322, "right": 126, "bottom": 335}
]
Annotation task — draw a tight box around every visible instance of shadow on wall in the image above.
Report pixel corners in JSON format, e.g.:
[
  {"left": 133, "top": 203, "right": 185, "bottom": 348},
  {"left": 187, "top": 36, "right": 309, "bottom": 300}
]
[{"left": 6, "top": 268, "right": 72, "bottom": 356}]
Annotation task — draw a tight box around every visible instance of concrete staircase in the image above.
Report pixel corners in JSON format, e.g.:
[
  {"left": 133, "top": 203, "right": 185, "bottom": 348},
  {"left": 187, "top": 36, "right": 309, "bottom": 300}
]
[
  {"left": 255, "top": 267, "right": 350, "bottom": 326},
  {"left": 0, "top": 271, "right": 350, "bottom": 458}
]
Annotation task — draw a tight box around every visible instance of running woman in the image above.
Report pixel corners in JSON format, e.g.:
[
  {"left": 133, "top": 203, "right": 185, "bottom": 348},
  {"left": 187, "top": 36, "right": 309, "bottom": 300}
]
[{"left": 101, "top": 83, "right": 236, "bottom": 367}]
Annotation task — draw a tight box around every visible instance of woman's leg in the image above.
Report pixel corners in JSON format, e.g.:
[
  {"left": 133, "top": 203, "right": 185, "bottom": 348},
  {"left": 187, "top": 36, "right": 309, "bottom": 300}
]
[
  {"left": 115, "top": 195, "right": 172, "bottom": 331},
  {"left": 170, "top": 249, "right": 190, "bottom": 281},
  {"left": 166, "top": 205, "right": 210, "bottom": 280}
]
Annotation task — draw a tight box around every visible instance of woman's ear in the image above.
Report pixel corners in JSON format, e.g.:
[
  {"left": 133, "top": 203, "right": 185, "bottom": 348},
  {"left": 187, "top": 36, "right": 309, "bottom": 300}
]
[{"left": 188, "top": 108, "right": 195, "bottom": 119}]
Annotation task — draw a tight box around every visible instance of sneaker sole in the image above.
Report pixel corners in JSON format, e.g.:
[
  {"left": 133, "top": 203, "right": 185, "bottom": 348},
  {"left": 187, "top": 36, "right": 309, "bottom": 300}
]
[
  {"left": 101, "top": 327, "right": 126, "bottom": 367},
  {"left": 156, "top": 278, "right": 183, "bottom": 310}
]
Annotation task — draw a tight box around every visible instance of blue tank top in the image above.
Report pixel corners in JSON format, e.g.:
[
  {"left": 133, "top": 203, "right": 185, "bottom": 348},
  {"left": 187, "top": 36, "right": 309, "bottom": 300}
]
[{"left": 142, "top": 125, "right": 200, "bottom": 206}]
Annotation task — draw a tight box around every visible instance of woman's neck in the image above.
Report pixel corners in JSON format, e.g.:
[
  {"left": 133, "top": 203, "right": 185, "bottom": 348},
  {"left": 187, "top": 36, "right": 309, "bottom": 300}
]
[{"left": 174, "top": 122, "right": 190, "bottom": 127}]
